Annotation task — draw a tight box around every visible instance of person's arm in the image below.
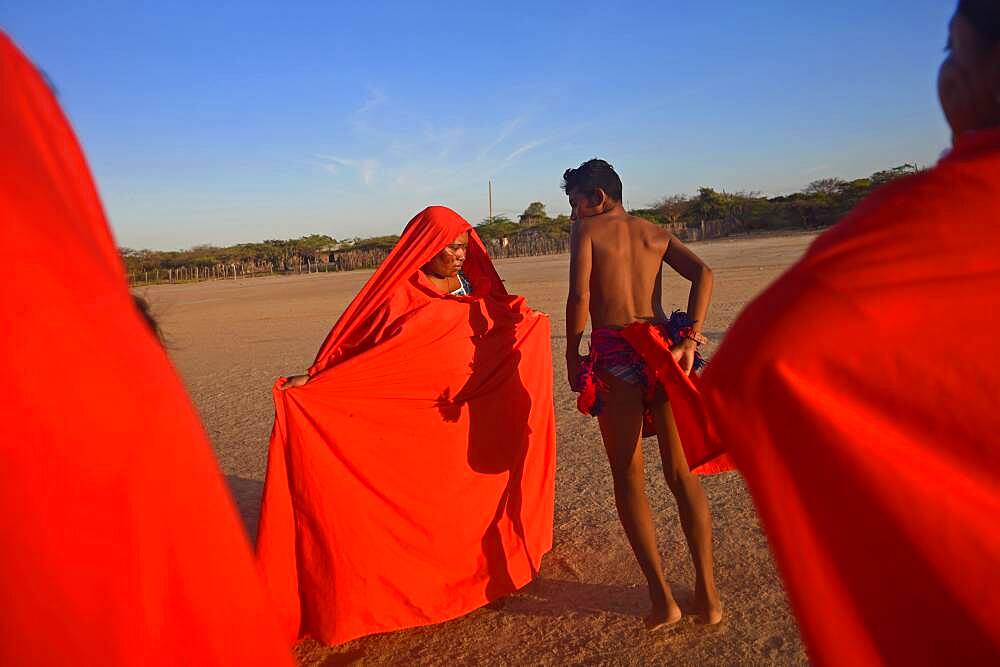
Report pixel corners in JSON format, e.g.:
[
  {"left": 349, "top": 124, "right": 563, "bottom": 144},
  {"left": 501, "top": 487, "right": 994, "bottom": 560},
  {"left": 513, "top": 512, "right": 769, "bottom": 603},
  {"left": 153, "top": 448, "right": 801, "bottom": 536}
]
[
  {"left": 664, "top": 233, "right": 714, "bottom": 373},
  {"left": 565, "top": 222, "right": 592, "bottom": 389},
  {"left": 280, "top": 374, "right": 309, "bottom": 389}
]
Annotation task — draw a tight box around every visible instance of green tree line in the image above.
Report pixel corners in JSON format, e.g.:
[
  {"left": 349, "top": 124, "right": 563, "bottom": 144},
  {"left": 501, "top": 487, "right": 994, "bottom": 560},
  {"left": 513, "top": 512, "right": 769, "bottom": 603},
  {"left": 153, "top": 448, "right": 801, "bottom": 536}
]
[{"left": 122, "top": 163, "right": 919, "bottom": 276}]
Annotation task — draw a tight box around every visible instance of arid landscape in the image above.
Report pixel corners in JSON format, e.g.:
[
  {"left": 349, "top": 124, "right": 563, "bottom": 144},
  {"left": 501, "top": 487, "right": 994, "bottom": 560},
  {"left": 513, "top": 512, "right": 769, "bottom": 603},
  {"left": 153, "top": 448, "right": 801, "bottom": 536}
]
[{"left": 142, "top": 232, "right": 819, "bottom": 666}]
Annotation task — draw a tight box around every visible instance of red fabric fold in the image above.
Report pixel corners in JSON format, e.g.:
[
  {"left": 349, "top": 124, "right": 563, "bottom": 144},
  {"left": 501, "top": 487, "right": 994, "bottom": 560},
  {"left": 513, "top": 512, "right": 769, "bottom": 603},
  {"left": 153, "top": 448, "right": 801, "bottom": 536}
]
[
  {"left": 620, "top": 323, "right": 734, "bottom": 475},
  {"left": 0, "top": 32, "right": 291, "bottom": 666},
  {"left": 257, "top": 206, "right": 556, "bottom": 646},
  {"left": 702, "top": 130, "right": 1000, "bottom": 664}
]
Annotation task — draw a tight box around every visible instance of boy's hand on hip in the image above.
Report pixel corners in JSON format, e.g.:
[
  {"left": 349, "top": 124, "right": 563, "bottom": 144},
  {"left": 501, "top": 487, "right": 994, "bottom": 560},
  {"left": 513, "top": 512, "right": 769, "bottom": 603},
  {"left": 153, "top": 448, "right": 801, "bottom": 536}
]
[{"left": 670, "top": 339, "right": 698, "bottom": 375}]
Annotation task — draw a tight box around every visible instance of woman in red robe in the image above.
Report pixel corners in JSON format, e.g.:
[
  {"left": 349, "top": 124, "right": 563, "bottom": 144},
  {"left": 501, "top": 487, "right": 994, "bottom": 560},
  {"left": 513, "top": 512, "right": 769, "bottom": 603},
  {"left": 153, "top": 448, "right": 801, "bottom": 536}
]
[
  {"left": 256, "top": 206, "right": 557, "bottom": 646},
  {"left": 701, "top": 2, "right": 1000, "bottom": 663},
  {"left": 0, "top": 32, "right": 291, "bottom": 666}
]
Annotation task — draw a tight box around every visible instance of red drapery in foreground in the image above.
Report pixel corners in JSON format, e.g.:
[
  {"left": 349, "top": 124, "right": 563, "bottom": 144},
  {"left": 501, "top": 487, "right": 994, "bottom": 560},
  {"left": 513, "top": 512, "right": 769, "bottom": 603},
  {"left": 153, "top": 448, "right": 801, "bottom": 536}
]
[
  {"left": 620, "top": 322, "right": 734, "bottom": 475},
  {"left": 702, "top": 130, "right": 1000, "bottom": 665},
  {"left": 256, "top": 206, "right": 556, "bottom": 646},
  {"left": 0, "top": 33, "right": 291, "bottom": 666}
]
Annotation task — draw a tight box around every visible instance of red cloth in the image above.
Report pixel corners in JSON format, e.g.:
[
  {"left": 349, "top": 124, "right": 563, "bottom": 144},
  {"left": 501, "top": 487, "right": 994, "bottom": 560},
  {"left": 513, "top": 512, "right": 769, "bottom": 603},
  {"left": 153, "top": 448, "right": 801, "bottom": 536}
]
[
  {"left": 0, "top": 33, "right": 291, "bottom": 666},
  {"left": 256, "top": 206, "right": 556, "bottom": 646},
  {"left": 620, "top": 322, "right": 734, "bottom": 475},
  {"left": 702, "top": 130, "right": 1000, "bottom": 664}
]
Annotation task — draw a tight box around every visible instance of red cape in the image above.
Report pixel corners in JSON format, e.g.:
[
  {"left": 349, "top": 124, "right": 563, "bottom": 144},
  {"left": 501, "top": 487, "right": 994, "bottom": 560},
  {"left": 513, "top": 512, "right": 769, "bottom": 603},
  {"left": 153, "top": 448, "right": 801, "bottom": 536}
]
[
  {"left": 703, "top": 131, "right": 1000, "bottom": 664},
  {"left": 256, "top": 207, "right": 556, "bottom": 645},
  {"left": 0, "top": 33, "right": 291, "bottom": 666},
  {"left": 621, "top": 322, "right": 734, "bottom": 474}
]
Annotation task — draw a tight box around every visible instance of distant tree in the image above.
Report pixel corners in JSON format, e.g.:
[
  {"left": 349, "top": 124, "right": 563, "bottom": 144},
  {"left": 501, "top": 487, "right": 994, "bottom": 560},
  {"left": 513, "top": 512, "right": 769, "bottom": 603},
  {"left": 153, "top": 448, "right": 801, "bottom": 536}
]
[
  {"left": 804, "top": 178, "right": 846, "bottom": 198},
  {"left": 518, "top": 202, "right": 549, "bottom": 225},
  {"left": 475, "top": 215, "right": 518, "bottom": 241},
  {"left": 533, "top": 214, "right": 572, "bottom": 239},
  {"left": 298, "top": 234, "right": 337, "bottom": 250},
  {"left": 870, "top": 164, "right": 919, "bottom": 186},
  {"left": 628, "top": 208, "right": 664, "bottom": 225},
  {"left": 479, "top": 214, "right": 514, "bottom": 226},
  {"left": 654, "top": 194, "right": 692, "bottom": 225},
  {"left": 689, "top": 188, "right": 728, "bottom": 222}
]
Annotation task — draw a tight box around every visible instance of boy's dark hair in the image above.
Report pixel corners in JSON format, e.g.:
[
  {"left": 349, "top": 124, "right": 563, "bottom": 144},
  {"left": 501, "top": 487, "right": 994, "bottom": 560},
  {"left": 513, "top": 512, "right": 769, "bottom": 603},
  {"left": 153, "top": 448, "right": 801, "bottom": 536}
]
[
  {"left": 959, "top": 0, "right": 1000, "bottom": 42},
  {"left": 562, "top": 158, "right": 623, "bottom": 203}
]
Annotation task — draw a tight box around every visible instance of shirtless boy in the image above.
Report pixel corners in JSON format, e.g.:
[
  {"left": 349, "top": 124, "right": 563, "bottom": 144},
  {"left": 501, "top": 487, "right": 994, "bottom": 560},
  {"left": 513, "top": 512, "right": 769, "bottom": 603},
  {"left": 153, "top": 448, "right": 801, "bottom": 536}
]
[{"left": 563, "top": 159, "right": 722, "bottom": 628}]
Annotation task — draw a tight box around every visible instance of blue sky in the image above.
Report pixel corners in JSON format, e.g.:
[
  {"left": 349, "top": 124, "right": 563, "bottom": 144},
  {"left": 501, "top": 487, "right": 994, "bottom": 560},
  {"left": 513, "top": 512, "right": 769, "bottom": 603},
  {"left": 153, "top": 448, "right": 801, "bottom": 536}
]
[{"left": 3, "top": 1, "right": 954, "bottom": 250}]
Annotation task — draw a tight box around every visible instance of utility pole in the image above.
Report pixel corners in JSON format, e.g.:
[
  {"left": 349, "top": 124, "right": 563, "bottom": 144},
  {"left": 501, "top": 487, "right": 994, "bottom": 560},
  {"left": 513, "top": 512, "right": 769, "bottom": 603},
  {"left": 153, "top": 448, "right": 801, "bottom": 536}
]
[{"left": 488, "top": 180, "right": 493, "bottom": 222}]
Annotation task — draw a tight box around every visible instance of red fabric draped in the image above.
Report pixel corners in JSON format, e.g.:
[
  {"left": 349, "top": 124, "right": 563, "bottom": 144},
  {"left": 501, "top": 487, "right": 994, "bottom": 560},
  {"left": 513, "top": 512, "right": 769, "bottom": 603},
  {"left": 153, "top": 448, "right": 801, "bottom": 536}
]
[
  {"left": 620, "top": 322, "right": 734, "bottom": 474},
  {"left": 702, "top": 130, "right": 1000, "bottom": 665},
  {"left": 256, "top": 206, "right": 556, "bottom": 646},
  {"left": 0, "top": 33, "right": 291, "bottom": 666}
]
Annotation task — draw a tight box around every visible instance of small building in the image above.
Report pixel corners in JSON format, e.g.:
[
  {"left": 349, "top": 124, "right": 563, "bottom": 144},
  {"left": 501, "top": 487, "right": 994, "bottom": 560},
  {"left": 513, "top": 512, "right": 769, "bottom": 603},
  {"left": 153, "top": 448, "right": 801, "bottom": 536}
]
[{"left": 309, "top": 245, "right": 340, "bottom": 264}]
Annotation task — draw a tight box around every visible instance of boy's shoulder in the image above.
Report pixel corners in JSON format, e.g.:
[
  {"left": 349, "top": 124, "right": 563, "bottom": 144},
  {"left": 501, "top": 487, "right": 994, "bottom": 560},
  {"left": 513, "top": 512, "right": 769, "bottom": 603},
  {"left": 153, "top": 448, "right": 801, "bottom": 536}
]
[
  {"left": 575, "top": 210, "right": 665, "bottom": 235},
  {"left": 626, "top": 212, "right": 668, "bottom": 231}
]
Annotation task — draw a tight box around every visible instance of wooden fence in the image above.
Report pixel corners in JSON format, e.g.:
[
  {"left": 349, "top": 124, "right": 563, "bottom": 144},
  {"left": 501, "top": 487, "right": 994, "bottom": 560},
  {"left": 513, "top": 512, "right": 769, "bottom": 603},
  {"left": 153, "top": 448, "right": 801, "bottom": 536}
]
[
  {"left": 128, "top": 262, "right": 277, "bottom": 286},
  {"left": 126, "top": 219, "right": 745, "bottom": 287}
]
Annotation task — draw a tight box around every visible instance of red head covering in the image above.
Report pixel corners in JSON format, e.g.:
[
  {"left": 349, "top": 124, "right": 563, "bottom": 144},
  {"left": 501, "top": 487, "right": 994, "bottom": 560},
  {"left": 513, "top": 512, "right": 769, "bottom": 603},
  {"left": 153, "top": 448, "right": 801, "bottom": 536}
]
[
  {"left": 0, "top": 32, "right": 290, "bottom": 666},
  {"left": 258, "top": 206, "right": 556, "bottom": 646},
  {"left": 309, "top": 205, "right": 506, "bottom": 374}
]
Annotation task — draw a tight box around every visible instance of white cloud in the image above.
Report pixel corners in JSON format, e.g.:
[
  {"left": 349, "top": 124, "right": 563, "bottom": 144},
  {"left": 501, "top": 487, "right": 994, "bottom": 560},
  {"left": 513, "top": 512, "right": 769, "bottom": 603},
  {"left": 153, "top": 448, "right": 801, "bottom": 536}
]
[
  {"left": 315, "top": 154, "right": 378, "bottom": 186},
  {"left": 477, "top": 115, "right": 525, "bottom": 160},
  {"left": 505, "top": 139, "right": 545, "bottom": 162}
]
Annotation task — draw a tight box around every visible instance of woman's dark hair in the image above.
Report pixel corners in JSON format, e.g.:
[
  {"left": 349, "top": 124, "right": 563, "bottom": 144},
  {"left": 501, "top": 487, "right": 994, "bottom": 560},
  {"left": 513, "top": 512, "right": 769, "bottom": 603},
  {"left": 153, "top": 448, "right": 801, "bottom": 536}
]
[
  {"left": 562, "top": 158, "right": 623, "bottom": 203},
  {"left": 959, "top": 0, "right": 1000, "bottom": 42},
  {"left": 133, "top": 294, "right": 164, "bottom": 345}
]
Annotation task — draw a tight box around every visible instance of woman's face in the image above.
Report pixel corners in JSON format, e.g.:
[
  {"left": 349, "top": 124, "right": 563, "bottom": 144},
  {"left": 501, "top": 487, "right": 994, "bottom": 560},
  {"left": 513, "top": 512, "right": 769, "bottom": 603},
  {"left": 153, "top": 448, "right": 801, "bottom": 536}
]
[
  {"left": 939, "top": 12, "right": 1000, "bottom": 138},
  {"left": 426, "top": 232, "right": 469, "bottom": 278}
]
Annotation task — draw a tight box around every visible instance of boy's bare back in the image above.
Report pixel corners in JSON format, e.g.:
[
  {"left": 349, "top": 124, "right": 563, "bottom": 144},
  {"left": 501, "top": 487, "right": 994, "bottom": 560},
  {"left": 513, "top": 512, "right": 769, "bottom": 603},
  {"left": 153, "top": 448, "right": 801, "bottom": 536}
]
[
  {"left": 564, "top": 158, "right": 712, "bottom": 377},
  {"left": 572, "top": 209, "right": 673, "bottom": 328}
]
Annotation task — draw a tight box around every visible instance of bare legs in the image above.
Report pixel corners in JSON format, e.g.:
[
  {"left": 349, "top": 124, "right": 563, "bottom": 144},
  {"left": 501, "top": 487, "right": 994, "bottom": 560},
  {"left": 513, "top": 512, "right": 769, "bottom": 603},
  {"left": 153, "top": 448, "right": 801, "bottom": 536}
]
[
  {"left": 650, "top": 389, "right": 722, "bottom": 624},
  {"left": 596, "top": 374, "right": 722, "bottom": 627}
]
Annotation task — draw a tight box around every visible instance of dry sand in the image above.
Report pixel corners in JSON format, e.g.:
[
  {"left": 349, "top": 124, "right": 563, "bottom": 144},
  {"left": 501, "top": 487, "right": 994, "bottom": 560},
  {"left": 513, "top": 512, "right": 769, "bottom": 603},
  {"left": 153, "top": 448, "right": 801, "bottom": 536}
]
[{"left": 142, "top": 232, "right": 819, "bottom": 666}]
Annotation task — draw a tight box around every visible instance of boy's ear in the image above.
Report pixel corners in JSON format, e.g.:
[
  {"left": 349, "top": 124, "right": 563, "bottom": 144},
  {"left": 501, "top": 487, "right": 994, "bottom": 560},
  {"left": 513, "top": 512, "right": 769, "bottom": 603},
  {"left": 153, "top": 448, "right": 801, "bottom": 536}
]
[
  {"left": 590, "top": 188, "right": 608, "bottom": 209},
  {"left": 590, "top": 188, "right": 615, "bottom": 213}
]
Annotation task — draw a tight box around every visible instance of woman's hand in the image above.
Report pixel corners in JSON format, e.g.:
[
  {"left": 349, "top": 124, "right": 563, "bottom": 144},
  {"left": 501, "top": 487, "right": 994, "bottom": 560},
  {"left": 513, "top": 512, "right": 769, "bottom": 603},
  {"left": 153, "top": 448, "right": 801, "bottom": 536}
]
[
  {"left": 280, "top": 374, "right": 310, "bottom": 390},
  {"left": 670, "top": 339, "right": 698, "bottom": 375}
]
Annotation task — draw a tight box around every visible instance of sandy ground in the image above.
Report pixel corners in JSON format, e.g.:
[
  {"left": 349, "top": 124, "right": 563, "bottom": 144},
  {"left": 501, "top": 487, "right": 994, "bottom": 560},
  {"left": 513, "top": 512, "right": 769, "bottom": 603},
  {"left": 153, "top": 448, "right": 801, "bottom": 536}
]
[{"left": 142, "top": 232, "right": 819, "bottom": 666}]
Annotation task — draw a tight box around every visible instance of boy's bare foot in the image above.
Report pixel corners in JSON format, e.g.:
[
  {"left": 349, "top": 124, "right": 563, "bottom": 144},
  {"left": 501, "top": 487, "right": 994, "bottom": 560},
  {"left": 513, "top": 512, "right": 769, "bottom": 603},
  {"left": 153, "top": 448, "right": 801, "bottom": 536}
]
[
  {"left": 644, "top": 602, "right": 683, "bottom": 631},
  {"left": 700, "top": 601, "right": 723, "bottom": 625},
  {"left": 695, "top": 584, "right": 723, "bottom": 625}
]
